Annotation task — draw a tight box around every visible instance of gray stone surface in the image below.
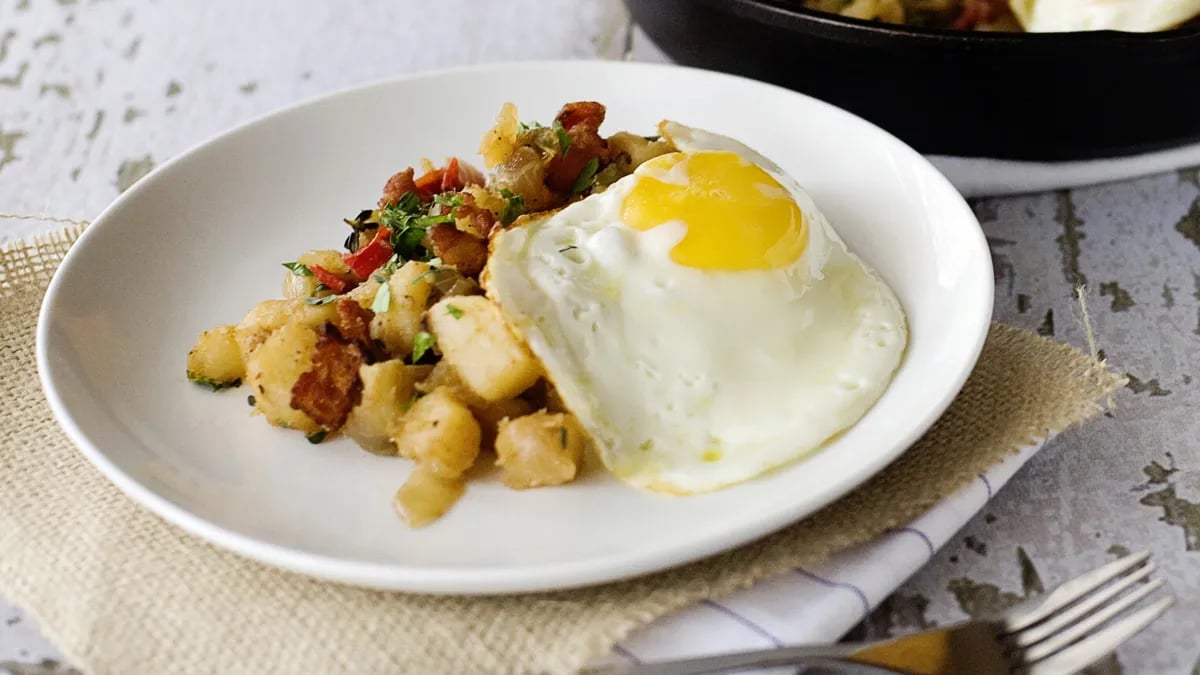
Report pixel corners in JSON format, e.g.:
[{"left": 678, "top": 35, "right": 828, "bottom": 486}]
[{"left": 2, "top": 0, "right": 1198, "bottom": 672}]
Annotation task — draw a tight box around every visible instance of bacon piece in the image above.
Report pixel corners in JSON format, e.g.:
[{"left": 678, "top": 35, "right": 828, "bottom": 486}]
[
  {"left": 457, "top": 192, "right": 499, "bottom": 239},
  {"left": 546, "top": 101, "right": 610, "bottom": 194},
  {"left": 456, "top": 160, "right": 486, "bottom": 188},
  {"left": 429, "top": 223, "right": 487, "bottom": 277},
  {"left": 380, "top": 167, "right": 417, "bottom": 208},
  {"left": 290, "top": 334, "right": 364, "bottom": 429},
  {"left": 335, "top": 300, "right": 374, "bottom": 345}
]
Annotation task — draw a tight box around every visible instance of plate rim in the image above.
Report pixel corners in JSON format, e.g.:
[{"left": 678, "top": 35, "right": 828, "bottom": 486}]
[{"left": 36, "top": 59, "right": 994, "bottom": 594}]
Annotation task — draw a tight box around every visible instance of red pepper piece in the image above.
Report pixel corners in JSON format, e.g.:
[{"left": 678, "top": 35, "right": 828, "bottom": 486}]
[
  {"left": 440, "top": 157, "right": 461, "bottom": 192},
  {"left": 342, "top": 227, "right": 393, "bottom": 279},
  {"left": 414, "top": 168, "right": 445, "bottom": 201},
  {"left": 309, "top": 264, "right": 350, "bottom": 294}
]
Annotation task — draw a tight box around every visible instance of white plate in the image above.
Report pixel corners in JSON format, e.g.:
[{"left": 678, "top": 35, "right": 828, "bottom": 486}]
[{"left": 36, "top": 61, "right": 993, "bottom": 594}]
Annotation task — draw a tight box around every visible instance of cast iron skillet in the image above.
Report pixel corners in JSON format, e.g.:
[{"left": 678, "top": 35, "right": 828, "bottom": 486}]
[{"left": 625, "top": 0, "right": 1200, "bottom": 160}]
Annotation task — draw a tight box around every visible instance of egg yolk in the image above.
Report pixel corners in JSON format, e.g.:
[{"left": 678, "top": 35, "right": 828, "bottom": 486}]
[{"left": 621, "top": 151, "right": 807, "bottom": 270}]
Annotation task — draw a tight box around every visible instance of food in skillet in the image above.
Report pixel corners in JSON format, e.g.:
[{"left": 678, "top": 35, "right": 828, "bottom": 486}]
[
  {"left": 185, "top": 101, "right": 907, "bottom": 524},
  {"left": 800, "top": 0, "right": 1200, "bottom": 31}
]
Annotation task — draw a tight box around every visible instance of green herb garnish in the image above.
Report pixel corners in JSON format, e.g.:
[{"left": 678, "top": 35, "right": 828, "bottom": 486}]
[
  {"left": 433, "top": 192, "right": 464, "bottom": 209},
  {"left": 411, "top": 331, "right": 436, "bottom": 363},
  {"left": 379, "top": 191, "right": 439, "bottom": 263},
  {"left": 571, "top": 157, "right": 600, "bottom": 195},
  {"left": 371, "top": 281, "right": 391, "bottom": 313},
  {"left": 445, "top": 304, "right": 463, "bottom": 319},
  {"left": 559, "top": 426, "right": 568, "bottom": 449},
  {"left": 553, "top": 120, "right": 572, "bottom": 154},
  {"left": 518, "top": 120, "right": 543, "bottom": 133},
  {"left": 305, "top": 295, "right": 339, "bottom": 305},
  {"left": 499, "top": 188, "right": 525, "bottom": 226},
  {"left": 187, "top": 373, "right": 240, "bottom": 391},
  {"left": 247, "top": 394, "right": 256, "bottom": 406},
  {"left": 282, "top": 261, "right": 312, "bottom": 276},
  {"left": 305, "top": 430, "right": 328, "bottom": 444},
  {"left": 343, "top": 231, "right": 359, "bottom": 253}
]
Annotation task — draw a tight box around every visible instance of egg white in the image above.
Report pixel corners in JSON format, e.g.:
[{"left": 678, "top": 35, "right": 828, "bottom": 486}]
[
  {"left": 485, "top": 127, "right": 908, "bottom": 494},
  {"left": 1010, "top": 0, "right": 1200, "bottom": 32}
]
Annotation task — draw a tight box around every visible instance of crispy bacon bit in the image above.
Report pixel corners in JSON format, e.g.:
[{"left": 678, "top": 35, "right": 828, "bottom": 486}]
[
  {"left": 546, "top": 101, "right": 610, "bottom": 194},
  {"left": 429, "top": 223, "right": 488, "bottom": 277},
  {"left": 335, "top": 300, "right": 374, "bottom": 346},
  {"left": 456, "top": 160, "right": 486, "bottom": 188},
  {"left": 554, "top": 101, "right": 607, "bottom": 132},
  {"left": 290, "top": 334, "right": 364, "bottom": 429},
  {"left": 380, "top": 167, "right": 417, "bottom": 208},
  {"left": 456, "top": 192, "right": 499, "bottom": 239}
]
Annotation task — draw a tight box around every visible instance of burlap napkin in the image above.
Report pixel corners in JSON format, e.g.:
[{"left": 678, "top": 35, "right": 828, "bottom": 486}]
[{"left": 0, "top": 226, "right": 1124, "bottom": 675}]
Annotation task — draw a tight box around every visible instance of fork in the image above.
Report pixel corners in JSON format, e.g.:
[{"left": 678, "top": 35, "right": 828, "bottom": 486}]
[{"left": 590, "top": 551, "right": 1172, "bottom": 675}]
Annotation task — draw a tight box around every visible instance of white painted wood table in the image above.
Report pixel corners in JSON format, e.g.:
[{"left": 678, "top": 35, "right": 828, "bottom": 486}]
[{"left": 2, "top": 1, "right": 1199, "bottom": 673}]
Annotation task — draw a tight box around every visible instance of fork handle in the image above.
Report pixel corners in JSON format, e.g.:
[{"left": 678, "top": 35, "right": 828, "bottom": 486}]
[{"left": 584, "top": 644, "right": 896, "bottom": 675}]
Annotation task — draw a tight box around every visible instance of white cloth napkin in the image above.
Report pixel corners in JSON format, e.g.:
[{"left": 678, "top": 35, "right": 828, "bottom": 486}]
[{"left": 591, "top": 442, "right": 1043, "bottom": 667}]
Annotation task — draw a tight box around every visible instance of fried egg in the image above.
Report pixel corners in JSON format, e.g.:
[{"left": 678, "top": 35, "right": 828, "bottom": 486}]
[
  {"left": 484, "top": 123, "right": 907, "bottom": 494},
  {"left": 1009, "top": 0, "right": 1200, "bottom": 32}
]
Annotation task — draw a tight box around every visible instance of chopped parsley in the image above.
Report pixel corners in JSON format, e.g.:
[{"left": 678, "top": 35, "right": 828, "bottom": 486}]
[
  {"left": 282, "top": 261, "right": 312, "bottom": 276},
  {"left": 445, "top": 303, "right": 463, "bottom": 319},
  {"left": 187, "top": 373, "right": 240, "bottom": 391},
  {"left": 559, "top": 426, "right": 568, "bottom": 449},
  {"left": 371, "top": 281, "right": 391, "bottom": 313},
  {"left": 552, "top": 120, "right": 572, "bottom": 154},
  {"left": 379, "top": 191, "right": 444, "bottom": 263},
  {"left": 247, "top": 394, "right": 257, "bottom": 406},
  {"left": 313, "top": 282, "right": 330, "bottom": 294},
  {"left": 305, "top": 429, "right": 328, "bottom": 444},
  {"left": 433, "top": 192, "right": 464, "bottom": 209},
  {"left": 411, "top": 331, "right": 436, "bottom": 363},
  {"left": 305, "top": 295, "right": 339, "bottom": 305},
  {"left": 571, "top": 157, "right": 600, "bottom": 195},
  {"left": 499, "top": 189, "right": 525, "bottom": 226},
  {"left": 518, "top": 120, "right": 543, "bottom": 133}
]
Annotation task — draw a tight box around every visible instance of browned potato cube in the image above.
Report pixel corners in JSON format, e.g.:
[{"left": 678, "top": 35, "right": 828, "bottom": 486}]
[
  {"left": 244, "top": 320, "right": 321, "bottom": 433},
  {"left": 371, "top": 260, "right": 435, "bottom": 358},
  {"left": 344, "top": 360, "right": 424, "bottom": 455},
  {"left": 392, "top": 387, "right": 481, "bottom": 478},
  {"left": 426, "top": 295, "right": 540, "bottom": 401},
  {"left": 494, "top": 412, "right": 586, "bottom": 489},
  {"left": 186, "top": 324, "right": 244, "bottom": 386},
  {"left": 393, "top": 465, "right": 466, "bottom": 528}
]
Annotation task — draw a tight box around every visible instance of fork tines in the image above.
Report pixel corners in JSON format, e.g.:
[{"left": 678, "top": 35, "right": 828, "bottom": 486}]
[{"left": 1001, "top": 551, "right": 1174, "bottom": 674}]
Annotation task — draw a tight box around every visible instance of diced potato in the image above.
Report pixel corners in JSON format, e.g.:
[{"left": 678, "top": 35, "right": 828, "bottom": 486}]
[
  {"left": 478, "top": 102, "right": 519, "bottom": 169},
  {"left": 244, "top": 320, "right": 321, "bottom": 433},
  {"left": 283, "top": 250, "right": 354, "bottom": 300},
  {"left": 608, "top": 131, "right": 675, "bottom": 169},
  {"left": 427, "top": 296, "right": 540, "bottom": 402},
  {"left": 393, "top": 465, "right": 466, "bottom": 527},
  {"left": 186, "top": 324, "right": 244, "bottom": 386},
  {"left": 392, "top": 387, "right": 481, "bottom": 478},
  {"left": 344, "top": 360, "right": 424, "bottom": 455},
  {"left": 371, "top": 260, "right": 435, "bottom": 358},
  {"left": 495, "top": 412, "right": 586, "bottom": 489},
  {"left": 235, "top": 298, "right": 338, "bottom": 361},
  {"left": 474, "top": 397, "right": 534, "bottom": 451},
  {"left": 346, "top": 277, "right": 381, "bottom": 308},
  {"left": 416, "top": 360, "right": 487, "bottom": 408}
]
